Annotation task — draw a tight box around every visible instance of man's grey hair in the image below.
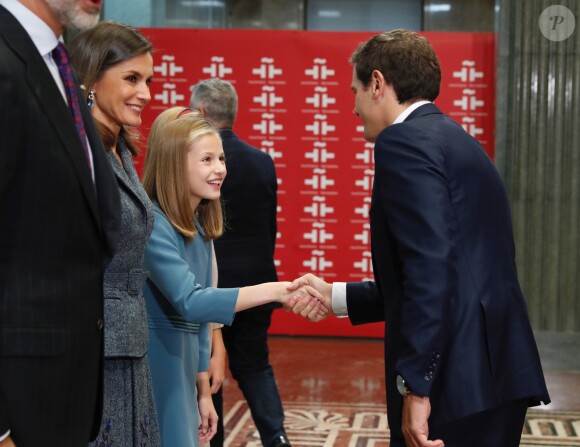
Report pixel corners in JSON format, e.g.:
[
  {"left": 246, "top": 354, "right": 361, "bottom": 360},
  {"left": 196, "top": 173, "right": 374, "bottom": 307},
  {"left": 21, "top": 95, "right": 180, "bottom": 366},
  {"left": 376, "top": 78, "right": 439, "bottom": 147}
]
[{"left": 189, "top": 78, "right": 238, "bottom": 128}]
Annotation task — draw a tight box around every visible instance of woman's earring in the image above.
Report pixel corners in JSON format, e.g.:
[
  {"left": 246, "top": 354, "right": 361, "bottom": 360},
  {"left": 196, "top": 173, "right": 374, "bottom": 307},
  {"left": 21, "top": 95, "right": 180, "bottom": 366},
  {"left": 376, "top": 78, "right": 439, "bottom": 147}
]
[{"left": 87, "top": 89, "right": 95, "bottom": 108}]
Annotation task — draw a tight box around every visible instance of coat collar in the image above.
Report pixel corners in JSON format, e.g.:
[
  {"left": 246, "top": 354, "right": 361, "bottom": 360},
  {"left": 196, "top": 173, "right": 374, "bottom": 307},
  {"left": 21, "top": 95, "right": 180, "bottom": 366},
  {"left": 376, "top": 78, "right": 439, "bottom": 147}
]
[
  {"left": 404, "top": 102, "right": 443, "bottom": 122},
  {"left": 108, "top": 142, "right": 145, "bottom": 195},
  {"left": 0, "top": 6, "right": 101, "bottom": 227},
  {"left": 218, "top": 128, "right": 236, "bottom": 140},
  {"left": 0, "top": 0, "right": 59, "bottom": 57}
]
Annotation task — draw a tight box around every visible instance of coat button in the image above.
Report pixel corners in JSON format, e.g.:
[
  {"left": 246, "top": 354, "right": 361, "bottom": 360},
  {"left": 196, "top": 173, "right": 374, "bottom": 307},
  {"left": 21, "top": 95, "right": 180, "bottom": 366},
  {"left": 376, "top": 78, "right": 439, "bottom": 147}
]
[{"left": 97, "top": 319, "right": 104, "bottom": 330}]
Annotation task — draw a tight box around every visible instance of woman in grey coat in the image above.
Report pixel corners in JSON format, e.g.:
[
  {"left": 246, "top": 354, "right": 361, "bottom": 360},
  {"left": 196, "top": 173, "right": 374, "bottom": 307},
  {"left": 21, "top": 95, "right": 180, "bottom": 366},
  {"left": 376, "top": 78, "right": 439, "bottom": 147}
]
[{"left": 70, "top": 22, "right": 161, "bottom": 446}]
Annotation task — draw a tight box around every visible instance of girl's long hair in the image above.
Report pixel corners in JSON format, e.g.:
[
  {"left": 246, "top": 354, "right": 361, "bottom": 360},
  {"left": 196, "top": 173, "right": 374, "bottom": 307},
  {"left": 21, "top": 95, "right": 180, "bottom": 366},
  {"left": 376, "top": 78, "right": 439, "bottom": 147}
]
[{"left": 142, "top": 107, "right": 224, "bottom": 240}]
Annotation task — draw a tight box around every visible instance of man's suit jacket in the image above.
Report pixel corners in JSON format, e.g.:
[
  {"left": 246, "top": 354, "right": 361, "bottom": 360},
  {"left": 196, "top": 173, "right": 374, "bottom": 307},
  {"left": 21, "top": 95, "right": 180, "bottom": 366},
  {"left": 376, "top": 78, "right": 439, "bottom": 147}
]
[
  {"left": 346, "top": 104, "right": 549, "bottom": 439},
  {"left": 214, "top": 129, "right": 279, "bottom": 299},
  {"left": 0, "top": 7, "right": 120, "bottom": 446}
]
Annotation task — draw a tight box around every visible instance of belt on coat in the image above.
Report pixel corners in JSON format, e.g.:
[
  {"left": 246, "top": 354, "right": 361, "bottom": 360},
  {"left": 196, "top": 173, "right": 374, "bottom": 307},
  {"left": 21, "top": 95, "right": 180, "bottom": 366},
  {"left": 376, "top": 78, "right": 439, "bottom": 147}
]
[{"left": 147, "top": 315, "right": 201, "bottom": 333}]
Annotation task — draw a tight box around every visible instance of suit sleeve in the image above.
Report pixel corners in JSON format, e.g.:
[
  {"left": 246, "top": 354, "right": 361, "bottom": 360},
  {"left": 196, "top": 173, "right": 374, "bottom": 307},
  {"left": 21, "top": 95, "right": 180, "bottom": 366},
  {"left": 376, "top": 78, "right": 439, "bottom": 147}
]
[
  {"left": 0, "top": 41, "right": 25, "bottom": 435},
  {"left": 376, "top": 125, "right": 456, "bottom": 397},
  {"left": 346, "top": 281, "right": 384, "bottom": 324},
  {"left": 143, "top": 211, "right": 238, "bottom": 325}
]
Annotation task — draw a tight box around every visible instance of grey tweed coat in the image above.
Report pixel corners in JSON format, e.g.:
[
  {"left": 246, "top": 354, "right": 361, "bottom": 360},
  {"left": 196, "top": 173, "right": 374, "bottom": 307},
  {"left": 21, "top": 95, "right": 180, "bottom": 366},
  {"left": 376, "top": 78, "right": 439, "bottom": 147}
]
[{"left": 91, "top": 140, "right": 161, "bottom": 447}]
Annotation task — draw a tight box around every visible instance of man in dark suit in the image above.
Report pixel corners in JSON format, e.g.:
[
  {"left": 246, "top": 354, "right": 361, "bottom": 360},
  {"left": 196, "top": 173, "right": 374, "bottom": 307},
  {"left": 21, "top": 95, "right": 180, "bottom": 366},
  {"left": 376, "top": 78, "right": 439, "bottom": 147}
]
[
  {"left": 0, "top": 1, "right": 120, "bottom": 446},
  {"left": 287, "top": 30, "right": 550, "bottom": 447},
  {"left": 190, "top": 79, "right": 291, "bottom": 447}
]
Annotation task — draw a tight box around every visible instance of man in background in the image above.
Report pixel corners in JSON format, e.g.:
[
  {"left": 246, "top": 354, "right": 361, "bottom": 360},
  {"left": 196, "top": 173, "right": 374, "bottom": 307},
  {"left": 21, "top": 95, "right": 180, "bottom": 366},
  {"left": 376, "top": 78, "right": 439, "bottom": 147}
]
[
  {"left": 190, "top": 78, "right": 291, "bottom": 447},
  {"left": 0, "top": 0, "right": 120, "bottom": 445}
]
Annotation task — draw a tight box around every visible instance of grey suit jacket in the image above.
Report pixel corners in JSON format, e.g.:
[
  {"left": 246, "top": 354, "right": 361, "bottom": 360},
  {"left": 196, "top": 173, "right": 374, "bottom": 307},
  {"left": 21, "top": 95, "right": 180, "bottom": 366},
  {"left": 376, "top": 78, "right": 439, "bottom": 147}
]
[{"left": 103, "top": 141, "right": 154, "bottom": 358}]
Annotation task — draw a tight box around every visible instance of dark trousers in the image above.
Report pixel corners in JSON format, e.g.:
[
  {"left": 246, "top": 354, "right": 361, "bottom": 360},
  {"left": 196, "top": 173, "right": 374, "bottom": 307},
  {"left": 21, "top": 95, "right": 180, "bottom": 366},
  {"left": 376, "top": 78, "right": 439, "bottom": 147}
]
[
  {"left": 390, "top": 398, "right": 529, "bottom": 447},
  {"left": 211, "top": 305, "right": 286, "bottom": 447}
]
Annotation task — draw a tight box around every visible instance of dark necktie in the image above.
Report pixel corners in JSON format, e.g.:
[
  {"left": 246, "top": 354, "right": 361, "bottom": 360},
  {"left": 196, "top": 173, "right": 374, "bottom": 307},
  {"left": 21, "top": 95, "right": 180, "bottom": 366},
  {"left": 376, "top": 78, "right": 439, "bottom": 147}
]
[{"left": 52, "top": 42, "right": 94, "bottom": 178}]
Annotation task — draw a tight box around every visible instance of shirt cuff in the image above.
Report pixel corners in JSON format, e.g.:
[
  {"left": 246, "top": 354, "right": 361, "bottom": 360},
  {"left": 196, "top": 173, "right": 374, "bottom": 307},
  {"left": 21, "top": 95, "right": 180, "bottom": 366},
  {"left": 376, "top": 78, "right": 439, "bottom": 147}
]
[
  {"left": 332, "top": 282, "right": 348, "bottom": 317},
  {"left": 0, "top": 430, "right": 11, "bottom": 442}
]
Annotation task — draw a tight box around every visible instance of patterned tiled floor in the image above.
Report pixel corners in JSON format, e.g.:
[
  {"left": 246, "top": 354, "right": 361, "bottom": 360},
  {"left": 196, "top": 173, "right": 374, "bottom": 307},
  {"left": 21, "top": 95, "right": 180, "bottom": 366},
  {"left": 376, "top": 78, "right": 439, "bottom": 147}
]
[
  {"left": 224, "top": 401, "right": 580, "bottom": 447},
  {"left": 221, "top": 334, "right": 580, "bottom": 446}
]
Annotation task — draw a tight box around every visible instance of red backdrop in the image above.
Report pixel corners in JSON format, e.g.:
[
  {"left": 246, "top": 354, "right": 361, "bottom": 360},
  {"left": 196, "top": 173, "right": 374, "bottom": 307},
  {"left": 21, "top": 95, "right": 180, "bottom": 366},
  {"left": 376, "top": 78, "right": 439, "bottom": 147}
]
[{"left": 136, "top": 29, "right": 496, "bottom": 338}]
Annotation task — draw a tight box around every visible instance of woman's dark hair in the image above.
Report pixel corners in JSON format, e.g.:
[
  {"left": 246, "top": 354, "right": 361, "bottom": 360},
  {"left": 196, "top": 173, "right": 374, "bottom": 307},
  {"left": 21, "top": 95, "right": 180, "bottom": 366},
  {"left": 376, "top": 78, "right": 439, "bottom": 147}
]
[{"left": 70, "top": 21, "right": 153, "bottom": 155}]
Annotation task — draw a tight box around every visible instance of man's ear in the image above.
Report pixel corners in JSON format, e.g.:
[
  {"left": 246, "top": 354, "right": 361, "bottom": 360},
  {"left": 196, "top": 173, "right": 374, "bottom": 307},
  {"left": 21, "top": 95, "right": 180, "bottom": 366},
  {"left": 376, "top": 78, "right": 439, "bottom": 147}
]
[
  {"left": 198, "top": 106, "right": 207, "bottom": 116},
  {"left": 371, "top": 70, "right": 386, "bottom": 97}
]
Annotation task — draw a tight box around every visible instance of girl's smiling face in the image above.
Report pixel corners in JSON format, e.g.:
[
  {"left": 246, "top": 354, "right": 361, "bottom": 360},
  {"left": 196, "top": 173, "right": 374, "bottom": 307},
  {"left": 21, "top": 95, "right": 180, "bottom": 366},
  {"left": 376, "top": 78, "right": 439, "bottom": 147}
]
[{"left": 186, "top": 133, "right": 227, "bottom": 210}]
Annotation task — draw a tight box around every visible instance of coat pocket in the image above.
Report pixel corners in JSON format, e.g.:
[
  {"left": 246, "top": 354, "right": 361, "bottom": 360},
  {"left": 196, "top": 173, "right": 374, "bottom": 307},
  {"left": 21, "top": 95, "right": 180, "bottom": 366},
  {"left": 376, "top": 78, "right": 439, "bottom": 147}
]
[{"left": 103, "top": 292, "right": 148, "bottom": 358}]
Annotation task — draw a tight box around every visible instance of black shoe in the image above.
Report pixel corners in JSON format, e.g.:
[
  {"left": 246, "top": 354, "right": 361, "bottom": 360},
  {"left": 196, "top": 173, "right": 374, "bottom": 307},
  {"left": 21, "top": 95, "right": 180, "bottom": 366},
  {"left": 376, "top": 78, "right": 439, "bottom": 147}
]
[{"left": 269, "top": 435, "right": 291, "bottom": 447}]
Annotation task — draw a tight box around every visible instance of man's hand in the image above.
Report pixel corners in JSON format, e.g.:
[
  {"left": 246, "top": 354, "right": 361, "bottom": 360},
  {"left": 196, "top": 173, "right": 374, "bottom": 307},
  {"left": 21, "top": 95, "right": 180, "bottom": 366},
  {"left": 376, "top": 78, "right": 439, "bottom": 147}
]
[
  {"left": 284, "top": 274, "right": 332, "bottom": 322},
  {"left": 401, "top": 394, "right": 444, "bottom": 447}
]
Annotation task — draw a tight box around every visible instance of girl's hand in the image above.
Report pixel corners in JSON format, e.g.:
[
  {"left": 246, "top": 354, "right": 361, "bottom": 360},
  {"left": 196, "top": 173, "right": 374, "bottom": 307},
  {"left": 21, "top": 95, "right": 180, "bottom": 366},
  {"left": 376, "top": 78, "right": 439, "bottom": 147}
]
[{"left": 198, "top": 393, "right": 218, "bottom": 442}]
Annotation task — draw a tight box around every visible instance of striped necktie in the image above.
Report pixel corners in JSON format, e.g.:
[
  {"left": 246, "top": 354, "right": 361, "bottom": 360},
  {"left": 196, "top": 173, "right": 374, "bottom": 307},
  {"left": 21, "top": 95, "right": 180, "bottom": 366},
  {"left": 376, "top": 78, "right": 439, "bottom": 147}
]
[{"left": 52, "top": 42, "right": 94, "bottom": 179}]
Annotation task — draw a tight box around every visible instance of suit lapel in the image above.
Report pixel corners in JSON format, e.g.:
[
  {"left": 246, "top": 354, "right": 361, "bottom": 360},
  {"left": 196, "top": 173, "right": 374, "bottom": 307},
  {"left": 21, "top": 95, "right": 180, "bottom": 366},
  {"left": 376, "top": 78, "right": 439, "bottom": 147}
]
[
  {"left": 0, "top": 8, "right": 100, "bottom": 227},
  {"left": 109, "top": 145, "right": 150, "bottom": 215},
  {"left": 109, "top": 150, "right": 138, "bottom": 201}
]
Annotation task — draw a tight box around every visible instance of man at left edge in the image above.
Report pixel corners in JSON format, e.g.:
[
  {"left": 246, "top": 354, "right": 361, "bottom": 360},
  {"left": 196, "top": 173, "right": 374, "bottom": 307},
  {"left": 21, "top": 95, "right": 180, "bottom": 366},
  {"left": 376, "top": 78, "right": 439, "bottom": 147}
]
[{"left": 0, "top": 0, "right": 121, "bottom": 445}]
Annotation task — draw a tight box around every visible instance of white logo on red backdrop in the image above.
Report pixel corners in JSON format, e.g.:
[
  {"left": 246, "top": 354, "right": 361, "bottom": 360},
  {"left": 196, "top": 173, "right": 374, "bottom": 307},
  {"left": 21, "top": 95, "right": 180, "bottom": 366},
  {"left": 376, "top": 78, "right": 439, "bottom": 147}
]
[
  {"left": 139, "top": 30, "right": 496, "bottom": 337},
  {"left": 445, "top": 59, "right": 493, "bottom": 148}
]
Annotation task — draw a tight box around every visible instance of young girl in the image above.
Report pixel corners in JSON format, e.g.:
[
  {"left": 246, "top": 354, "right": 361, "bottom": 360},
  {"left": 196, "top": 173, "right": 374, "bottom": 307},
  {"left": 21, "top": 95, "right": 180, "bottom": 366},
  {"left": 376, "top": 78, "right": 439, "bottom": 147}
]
[{"left": 141, "top": 108, "right": 320, "bottom": 446}]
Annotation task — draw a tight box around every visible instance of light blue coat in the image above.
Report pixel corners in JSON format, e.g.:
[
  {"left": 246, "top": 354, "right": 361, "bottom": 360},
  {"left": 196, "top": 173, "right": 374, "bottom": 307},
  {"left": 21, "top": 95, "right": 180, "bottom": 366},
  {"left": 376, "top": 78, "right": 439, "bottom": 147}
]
[{"left": 143, "top": 204, "right": 238, "bottom": 447}]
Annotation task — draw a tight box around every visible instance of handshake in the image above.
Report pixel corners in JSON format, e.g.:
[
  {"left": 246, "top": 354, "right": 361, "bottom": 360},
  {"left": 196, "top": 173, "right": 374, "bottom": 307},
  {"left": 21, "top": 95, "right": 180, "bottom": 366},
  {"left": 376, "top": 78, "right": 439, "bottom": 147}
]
[{"left": 282, "top": 274, "right": 333, "bottom": 322}]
